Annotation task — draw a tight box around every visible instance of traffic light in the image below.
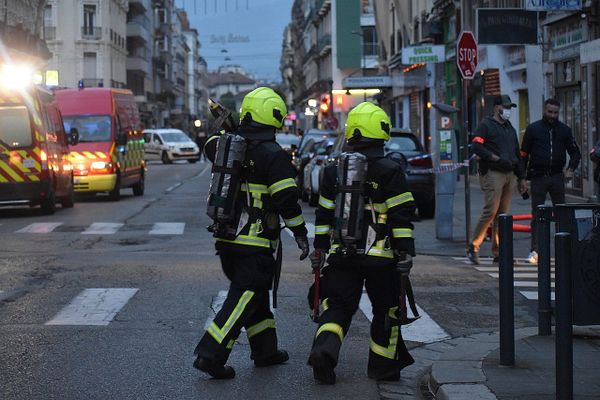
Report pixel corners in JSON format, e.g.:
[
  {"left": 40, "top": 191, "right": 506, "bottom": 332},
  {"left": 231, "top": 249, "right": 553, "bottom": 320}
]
[{"left": 320, "top": 97, "right": 330, "bottom": 116}]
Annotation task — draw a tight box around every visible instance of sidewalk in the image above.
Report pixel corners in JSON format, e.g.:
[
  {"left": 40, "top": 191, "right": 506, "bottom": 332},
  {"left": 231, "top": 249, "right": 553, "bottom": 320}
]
[{"left": 413, "top": 176, "right": 588, "bottom": 258}]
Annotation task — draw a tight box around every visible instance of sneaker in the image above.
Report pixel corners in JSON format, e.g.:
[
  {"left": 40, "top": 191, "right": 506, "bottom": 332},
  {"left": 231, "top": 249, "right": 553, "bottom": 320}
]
[
  {"left": 308, "top": 351, "right": 336, "bottom": 384},
  {"left": 467, "top": 245, "right": 480, "bottom": 265},
  {"left": 254, "top": 349, "right": 289, "bottom": 367},
  {"left": 193, "top": 357, "right": 236, "bottom": 379},
  {"left": 527, "top": 251, "right": 538, "bottom": 265}
]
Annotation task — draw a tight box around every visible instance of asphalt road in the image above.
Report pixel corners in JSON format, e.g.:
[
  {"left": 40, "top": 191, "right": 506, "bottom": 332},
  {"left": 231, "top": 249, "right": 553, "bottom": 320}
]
[{"left": 0, "top": 161, "right": 539, "bottom": 400}]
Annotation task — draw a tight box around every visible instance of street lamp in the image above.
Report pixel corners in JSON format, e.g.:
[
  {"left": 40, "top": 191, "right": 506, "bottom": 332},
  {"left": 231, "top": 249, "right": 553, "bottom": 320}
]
[{"left": 351, "top": 30, "right": 367, "bottom": 101}]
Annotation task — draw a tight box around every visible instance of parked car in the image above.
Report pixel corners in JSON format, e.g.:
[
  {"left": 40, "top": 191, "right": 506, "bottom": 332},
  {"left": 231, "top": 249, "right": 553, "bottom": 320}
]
[
  {"left": 387, "top": 128, "right": 435, "bottom": 218},
  {"left": 295, "top": 129, "right": 337, "bottom": 192},
  {"left": 302, "top": 138, "right": 336, "bottom": 205},
  {"left": 319, "top": 129, "right": 435, "bottom": 218},
  {"left": 275, "top": 132, "right": 300, "bottom": 155},
  {"left": 143, "top": 129, "right": 200, "bottom": 164}
]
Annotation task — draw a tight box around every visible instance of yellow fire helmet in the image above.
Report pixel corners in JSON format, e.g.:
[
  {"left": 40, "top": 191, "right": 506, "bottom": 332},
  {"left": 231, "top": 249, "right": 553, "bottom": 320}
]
[
  {"left": 239, "top": 87, "right": 287, "bottom": 129},
  {"left": 345, "top": 101, "right": 391, "bottom": 142}
]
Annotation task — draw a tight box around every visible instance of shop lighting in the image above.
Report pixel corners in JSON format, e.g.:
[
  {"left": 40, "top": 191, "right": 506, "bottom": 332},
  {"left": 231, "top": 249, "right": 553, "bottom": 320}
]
[
  {"left": 332, "top": 89, "right": 381, "bottom": 96},
  {"left": 0, "top": 64, "right": 34, "bottom": 90}
]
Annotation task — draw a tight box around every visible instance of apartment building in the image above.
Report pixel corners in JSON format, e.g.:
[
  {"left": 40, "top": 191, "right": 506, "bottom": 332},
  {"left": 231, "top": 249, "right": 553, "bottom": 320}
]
[{"left": 44, "top": 0, "right": 128, "bottom": 89}]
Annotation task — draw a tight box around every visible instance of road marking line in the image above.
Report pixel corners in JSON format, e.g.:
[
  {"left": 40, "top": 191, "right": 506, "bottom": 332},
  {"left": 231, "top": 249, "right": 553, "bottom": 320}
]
[
  {"left": 45, "top": 288, "right": 138, "bottom": 326},
  {"left": 514, "top": 281, "right": 554, "bottom": 288},
  {"left": 149, "top": 222, "right": 185, "bottom": 235},
  {"left": 488, "top": 272, "right": 554, "bottom": 279},
  {"left": 359, "top": 292, "right": 450, "bottom": 344},
  {"left": 520, "top": 291, "right": 555, "bottom": 301},
  {"left": 165, "top": 182, "right": 183, "bottom": 192},
  {"left": 16, "top": 222, "right": 63, "bottom": 233},
  {"left": 82, "top": 222, "right": 124, "bottom": 235},
  {"left": 475, "top": 266, "right": 554, "bottom": 272},
  {"left": 285, "top": 222, "right": 315, "bottom": 239},
  {"left": 199, "top": 163, "right": 211, "bottom": 177}
]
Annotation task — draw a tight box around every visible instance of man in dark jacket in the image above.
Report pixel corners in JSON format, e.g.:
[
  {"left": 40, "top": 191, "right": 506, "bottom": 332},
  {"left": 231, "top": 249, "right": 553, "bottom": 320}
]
[
  {"left": 591, "top": 139, "right": 600, "bottom": 201},
  {"left": 193, "top": 87, "right": 309, "bottom": 379},
  {"left": 308, "top": 102, "right": 415, "bottom": 384},
  {"left": 521, "top": 98, "right": 581, "bottom": 264},
  {"left": 467, "top": 95, "right": 527, "bottom": 264}
]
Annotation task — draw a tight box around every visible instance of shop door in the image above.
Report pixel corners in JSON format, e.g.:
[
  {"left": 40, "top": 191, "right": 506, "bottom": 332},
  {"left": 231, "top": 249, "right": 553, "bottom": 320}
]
[{"left": 556, "top": 86, "right": 582, "bottom": 195}]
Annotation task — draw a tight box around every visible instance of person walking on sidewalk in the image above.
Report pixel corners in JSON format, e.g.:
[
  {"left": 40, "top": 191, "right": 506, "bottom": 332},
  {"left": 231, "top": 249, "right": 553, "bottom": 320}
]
[
  {"left": 521, "top": 98, "right": 581, "bottom": 264},
  {"left": 591, "top": 138, "right": 600, "bottom": 201},
  {"left": 467, "top": 95, "right": 527, "bottom": 265},
  {"left": 307, "top": 102, "right": 416, "bottom": 384}
]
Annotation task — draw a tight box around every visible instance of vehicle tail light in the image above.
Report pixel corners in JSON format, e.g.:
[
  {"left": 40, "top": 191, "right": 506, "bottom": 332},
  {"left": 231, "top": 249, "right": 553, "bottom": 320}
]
[
  {"left": 409, "top": 157, "right": 432, "bottom": 168},
  {"left": 40, "top": 150, "right": 48, "bottom": 170}
]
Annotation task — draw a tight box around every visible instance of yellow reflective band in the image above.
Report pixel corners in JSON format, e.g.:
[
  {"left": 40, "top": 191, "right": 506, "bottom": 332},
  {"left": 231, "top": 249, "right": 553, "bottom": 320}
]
[
  {"left": 217, "top": 234, "right": 272, "bottom": 248},
  {"left": 284, "top": 214, "right": 305, "bottom": 228},
  {"left": 369, "top": 326, "right": 399, "bottom": 360},
  {"left": 365, "top": 202, "right": 387, "bottom": 213},
  {"left": 268, "top": 178, "right": 296, "bottom": 195},
  {"left": 241, "top": 183, "right": 269, "bottom": 194},
  {"left": 392, "top": 228, "right": 413, "bottom": 238},
  {"left": 316, "top": 322, "right": 344, "bottom": 342},
  {"left": 246, "top": 318, "right": 276, "bottom": 338},
  {"left": 367, "top": 246, "right": 395, "bottom": 259},
  {"left": 388, "top": 306, "right": 398, "bottom": 319},
  {"left": 318, "top": 195, "right": 335, "bottom": 210},
  {"left": 315, "top": 225, "right": 330, "bottom": 235},
  {"left": 385, "top": 192, "right": 414, "bottom": 209},
  {"left": 207, "top": 291, "right": 255, "bottom": 344},
  {"left": 322, "top": 298, "right": 329, "bottom": 311},
  {"left": 226, "top": 339, "right": 235, "bottom": 350}
]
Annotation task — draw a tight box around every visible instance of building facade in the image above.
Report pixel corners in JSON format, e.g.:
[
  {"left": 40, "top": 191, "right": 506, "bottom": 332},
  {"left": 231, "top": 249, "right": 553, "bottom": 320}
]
[{"left": 1, "top": 0, "right": 50, "bottom": 64}]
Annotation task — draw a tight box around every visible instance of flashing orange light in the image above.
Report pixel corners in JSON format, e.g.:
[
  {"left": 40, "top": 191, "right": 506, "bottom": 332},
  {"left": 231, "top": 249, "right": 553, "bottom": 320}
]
[{"left": 320, "top": 102, "right": 329, "bottom": 113}]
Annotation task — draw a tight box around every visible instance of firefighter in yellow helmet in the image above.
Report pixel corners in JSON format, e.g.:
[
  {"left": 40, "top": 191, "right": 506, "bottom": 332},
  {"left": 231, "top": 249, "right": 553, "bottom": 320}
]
[
  {"left": 193, "top": 87, "right": 309, "bottom": 379},
  {"left": 308, "top": 102, "right": 416, "bottom": 384}
]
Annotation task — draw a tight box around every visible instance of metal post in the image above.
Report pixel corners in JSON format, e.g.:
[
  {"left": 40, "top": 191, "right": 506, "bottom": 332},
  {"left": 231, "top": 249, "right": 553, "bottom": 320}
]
[
  {"left": 537, "top": 205, "right": 553, "bottom": 336},
  {"left": 555, "top": 232, "right": 573, "bottom": 400},
  {"left": 499, "top": 214, "right": 514, "bottom": 366},
  {"left": 463, "top": 79, "right": 471, "bottom": 245}
]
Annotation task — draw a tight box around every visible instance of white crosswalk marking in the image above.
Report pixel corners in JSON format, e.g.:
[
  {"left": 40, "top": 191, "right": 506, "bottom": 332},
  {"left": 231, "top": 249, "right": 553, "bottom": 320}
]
[
  {"left": 475, "top": 266, "right": 554, "bottom": 272},
  {"left": 520, "top": 291, "right": 556, "bottom": 301},
  {"left": 46, "top": 288, "right": 138, "bottom": 326},
  {"left": 17, "top": 222, "right": 63, "bottom": 233},
  {"left": 286, "top": 222, "right": 315, "bottom": 238},
  {"left": 149, "top": 223, "right": 185, "bottom": 235},
  {"left": 359, "top": 292, "right": 450, "bottom": 344},
  {"left": 82, "top": 222, "right": 124, "bottom": 235},
  {"left": 488, "top": 273, "right": 554, "bottom": 279}
]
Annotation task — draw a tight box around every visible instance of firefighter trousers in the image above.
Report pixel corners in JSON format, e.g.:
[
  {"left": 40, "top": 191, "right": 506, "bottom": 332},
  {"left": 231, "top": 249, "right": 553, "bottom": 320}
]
[
  {"left": 309, "top": 259, "right": 414, "bottom": 379},
  {"left": 194, "top": 250, "right": 278, "bottom": 365}
]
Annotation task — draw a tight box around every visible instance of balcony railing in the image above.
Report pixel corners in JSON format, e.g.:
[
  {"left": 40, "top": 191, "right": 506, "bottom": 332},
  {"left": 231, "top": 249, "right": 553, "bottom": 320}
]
[
  {"left": 81, "top": 27, "right": 102, "bottom": 40},
  {"left": 81, "top": 78, "right": 105, "bottom": 88},
  {"left": 318, "top": 34, "right": 331, "bottom": 52},
  {"left": 44, "top": 26, "right": 56, "bottom": 40}
]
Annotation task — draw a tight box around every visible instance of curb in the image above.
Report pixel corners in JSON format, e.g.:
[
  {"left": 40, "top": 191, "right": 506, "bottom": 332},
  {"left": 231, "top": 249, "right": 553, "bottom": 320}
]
[{"left": 428, "top": 327, "right": 537, "bottom": 400}]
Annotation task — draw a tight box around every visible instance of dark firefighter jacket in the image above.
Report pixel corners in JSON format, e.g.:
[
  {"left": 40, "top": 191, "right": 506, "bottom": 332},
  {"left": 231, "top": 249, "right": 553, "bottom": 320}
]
[
  {"left": 520, "top": 119, "right": 581, "bottom": 178},
  {"left": 471, "top": 116, "right": 525, "bottom": 179},
  {"left": 314, "top": 146, "right": 416, "bottom": 266},
  {"left": 205, "top": 126, "right": 307, "bottom": 254}
]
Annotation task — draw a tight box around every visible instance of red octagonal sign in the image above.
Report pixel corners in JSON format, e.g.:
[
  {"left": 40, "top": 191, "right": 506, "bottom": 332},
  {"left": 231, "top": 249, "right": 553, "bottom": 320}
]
[{"left": 457, "top": 31, "right": 478, "bottom": 80}]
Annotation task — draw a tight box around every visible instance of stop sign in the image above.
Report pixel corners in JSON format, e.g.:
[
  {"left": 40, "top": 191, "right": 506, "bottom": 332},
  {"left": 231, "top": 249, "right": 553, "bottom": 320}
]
[{"left": 456, "top": 31, "right": 478, "bottom": 80}]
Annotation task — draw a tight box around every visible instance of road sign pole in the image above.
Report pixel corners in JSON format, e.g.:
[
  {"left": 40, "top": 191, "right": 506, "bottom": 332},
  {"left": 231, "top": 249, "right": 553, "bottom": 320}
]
[{"left": 463, "top": 78, "right": 471, "bottom": 245}]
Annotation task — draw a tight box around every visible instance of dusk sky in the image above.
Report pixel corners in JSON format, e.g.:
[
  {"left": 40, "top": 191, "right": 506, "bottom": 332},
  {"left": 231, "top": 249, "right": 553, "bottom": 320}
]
[{"left": 176, "top": 0, "right": 294, "bottom": 82}]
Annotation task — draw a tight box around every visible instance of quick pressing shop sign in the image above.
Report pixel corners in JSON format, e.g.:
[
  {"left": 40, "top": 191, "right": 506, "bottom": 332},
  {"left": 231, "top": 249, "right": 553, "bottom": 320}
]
[{"left": 401, "top": 45, "right": 446, "bottom": 65}]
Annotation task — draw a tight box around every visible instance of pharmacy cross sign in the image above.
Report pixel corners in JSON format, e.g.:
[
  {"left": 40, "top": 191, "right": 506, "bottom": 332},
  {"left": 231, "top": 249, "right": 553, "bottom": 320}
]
[{"left": 457, "top": 31, "right": 478, "bottom": 80}]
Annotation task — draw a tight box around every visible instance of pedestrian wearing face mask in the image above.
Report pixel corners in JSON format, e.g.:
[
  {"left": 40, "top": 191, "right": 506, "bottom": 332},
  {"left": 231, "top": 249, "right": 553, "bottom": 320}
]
[
  {"left": 467, "top": 95, "right": 527, "bottom": 264},
  {"left": 521, "top": 98, "right": 581, "bottom": 264}
]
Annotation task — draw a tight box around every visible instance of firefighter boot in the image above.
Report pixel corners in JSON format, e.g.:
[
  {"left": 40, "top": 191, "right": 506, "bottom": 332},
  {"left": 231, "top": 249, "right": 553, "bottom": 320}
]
[
  {"left": 193, "top": 357, "right": 236, "bottom": 379},
  {"left": 308, "top": 351, "right": 336, "bottom": 384},
  {"left": 254, "top": 349, "right": 289, "bottom": 367}
]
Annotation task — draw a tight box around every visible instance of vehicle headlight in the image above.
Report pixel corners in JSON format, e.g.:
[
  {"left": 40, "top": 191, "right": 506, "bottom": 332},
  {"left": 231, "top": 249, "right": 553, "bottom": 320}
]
[{"left": 90, "top": 161, "right": 112, "bottom": 170}]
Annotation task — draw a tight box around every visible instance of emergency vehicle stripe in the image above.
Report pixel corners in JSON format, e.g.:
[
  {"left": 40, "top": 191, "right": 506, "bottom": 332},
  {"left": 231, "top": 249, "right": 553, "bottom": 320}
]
[
  {"left": 246, "top": 318, "right": 275, "bottom": 338},
  {"left": 207, "top": 290, "right": 254, "bottom": 344},
  {"left": 0, "top": 169, "right": 9, "bottom": 182},
  {"left": 316, "top": 322, "right": 344, "bottom": 342},
  {"left": 0, "top": 161, "right": 25, "bottom": 182},
  {"left": 385, "top": 192, "right": 414, "bottom": 209},
  {"left": 284, "top": 214, "right": 305, "bottom": 228},
  {"left": 318, "top": 195, "right": 335, "bottom": 209},
  {"left": 370, "top": 325, "right": 399, "bottom": 359},
  {"left": 392, "top": 228, "right": 413, "bottom": 238},
  {"left": 95, "top": 152, "right": 106, "bottom": 158},
  {"left": 83, "top": 151, "right": 97, "bottom": 159},
  {"left": 315, "top": 225, "right": 330, "bottom": 235},
  {"left": 2, "top": 157, "right": 33, "bottom": 181},
  {"left": 268, "top": 178, "right": 296, "bottom": 195}
]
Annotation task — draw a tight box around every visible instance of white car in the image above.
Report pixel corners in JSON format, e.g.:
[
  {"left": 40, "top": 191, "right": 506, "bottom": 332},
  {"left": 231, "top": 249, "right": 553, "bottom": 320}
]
[{"left": 143, "top": 129, "right": 200, "bottom": 164}]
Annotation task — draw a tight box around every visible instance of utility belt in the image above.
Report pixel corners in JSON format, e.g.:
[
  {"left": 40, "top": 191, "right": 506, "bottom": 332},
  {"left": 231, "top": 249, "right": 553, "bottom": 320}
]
[
  {"left": 210, "top": 206, "right": 280, "bottom": 241},
  {"left": 333, "top": 221, "right": 393, "bottom": 258}
]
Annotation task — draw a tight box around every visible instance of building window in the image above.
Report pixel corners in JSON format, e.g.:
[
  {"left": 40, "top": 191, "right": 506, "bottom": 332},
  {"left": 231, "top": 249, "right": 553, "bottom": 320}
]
[
  {"left": 362, "top": 26, "right": 378, "bottom": 57},
  {"left": 361, "top": 0, "right": 373, "bottom": 15},
  {"left": 83, "top": 4, "right": 96, "bottom": 34},
  {"left": 44, "top": 5, "right": 55, "bottom": 40},
  {"left": 83, "top": 52, "right": 97, "bottom": 81}
]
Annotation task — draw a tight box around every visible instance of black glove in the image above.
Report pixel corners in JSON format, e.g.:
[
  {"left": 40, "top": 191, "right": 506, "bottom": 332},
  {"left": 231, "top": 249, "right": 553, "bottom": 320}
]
[
  {"left": 295, "top": 236, "right": 310, "bottom": 260},
  {"left": 309, "top": 249, "right": 326, "bottom": 270},
  {"left": 495, "top": 158, "right": 513, "bottom": 172},
  {"left": 396, "top": 252, "right": 413, "bottom": 275}
]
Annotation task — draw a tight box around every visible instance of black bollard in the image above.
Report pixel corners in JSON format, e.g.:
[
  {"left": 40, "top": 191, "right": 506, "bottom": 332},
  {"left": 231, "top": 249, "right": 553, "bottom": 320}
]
[
  {"left": 537, "top": 205, "right": 553, "bottom": 336},
  {"left": 499, "top": 214, "right": 515, "bottom": 366},
  {"left": 555, "top": 232, "right": 573, "bottom": 400}
]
